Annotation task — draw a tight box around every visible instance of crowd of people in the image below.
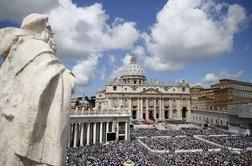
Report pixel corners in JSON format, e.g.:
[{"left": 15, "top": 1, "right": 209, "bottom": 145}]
[
  {"left": 140, "top": 137, "right": 218, "bottom": 151},
  {"left": 204, "top": 135, "right": 252, "bottom": 149},
  {"left": 131, "top": 128, "right": 183, "bottom": 138},
  {"left": 181, "top": 127, "right": 229, "bottom": 136},
  {"left": 66, "top": 140, "right": 157, "bottom": 166},
  {"left": 67, "top": 127, "right": 252, "bottom": 165},
  {"left": 161, "top": 151, "right": 252, "bottom": 166}
]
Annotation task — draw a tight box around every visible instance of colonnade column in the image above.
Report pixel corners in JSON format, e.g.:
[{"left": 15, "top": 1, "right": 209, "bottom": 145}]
[
  {"left": 73, "top": 123, "right": 78, "bottom": 148},
  {"left": 100, "top": 122, "right": 103, "bottom": 143},
  {"left": 80, "top": 123, "right": 84, "bottom": 146},
  {"left": 93, "top": 123, "right": 96, "bottom": 144},
  {"left": 106, "top": 122, "right": 109, "bottom": 142},
  {"left": 125, "top": 121, "right": 128, "bottom": 141},
  {"left": 116, "top": 121, "right": 119, "bottom": 141},
  {"left": 87, "top": 123, "right": 90, "bottom": 145}
]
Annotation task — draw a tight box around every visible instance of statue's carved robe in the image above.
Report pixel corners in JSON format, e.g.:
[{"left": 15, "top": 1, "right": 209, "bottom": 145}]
[{"left": 0, "top": 38, "right": 75, "bottom": 166}]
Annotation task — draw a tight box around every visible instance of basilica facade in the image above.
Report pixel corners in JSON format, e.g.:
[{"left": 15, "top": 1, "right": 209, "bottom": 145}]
[{"left": 96, "top": 55, "right": 191, "bottom": 122}]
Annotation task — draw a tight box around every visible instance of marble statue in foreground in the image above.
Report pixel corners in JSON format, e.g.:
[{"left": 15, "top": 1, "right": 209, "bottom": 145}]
[{"left": 0, "top": 13, "right": 75, "bottom": 166}]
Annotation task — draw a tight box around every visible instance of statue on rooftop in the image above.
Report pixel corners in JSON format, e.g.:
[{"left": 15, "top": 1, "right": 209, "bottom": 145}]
[{"left": 0, "top": 13, "right": 75, "bottom": 166}]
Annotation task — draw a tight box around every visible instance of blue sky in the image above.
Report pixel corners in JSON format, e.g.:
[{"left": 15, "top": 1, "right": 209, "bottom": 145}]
[{"left": 1, "top": 0, "right": 252, "bottom": 96}]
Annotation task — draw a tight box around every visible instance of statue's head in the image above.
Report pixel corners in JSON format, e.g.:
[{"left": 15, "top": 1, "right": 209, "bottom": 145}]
[
  {"left": 0, "top": 13, "right": 56, "bottom": 58},
  {"left": 0, "top": 28, "right": 25, "bottom": 58},
  {"left": 21, "top": 13, "right": 56, "bottom": 52}
]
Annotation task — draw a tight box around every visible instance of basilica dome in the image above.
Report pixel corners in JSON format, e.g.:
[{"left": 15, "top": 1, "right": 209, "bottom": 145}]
[{"left": 121, "top": 55, "right": 145, "bottom": 77}]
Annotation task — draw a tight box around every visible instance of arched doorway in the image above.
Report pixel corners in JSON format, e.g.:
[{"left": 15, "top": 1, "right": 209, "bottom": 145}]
[{"left": 182, "top": 107, "right": 187, "bottom": 119}]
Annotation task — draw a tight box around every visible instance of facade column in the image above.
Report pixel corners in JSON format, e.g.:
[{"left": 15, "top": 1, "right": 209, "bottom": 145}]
[
  {"left": 177, "top": 99, "right": 181, "bottom": 120},
  {"left": 128, "top": 98, "right": 132, "bottom": 118},
  {"left": 80, "top": 123, "right": 84, "bottom": 146},
  {"left": 169, "top": 99, "right": 172, "bottom": 119},
  {"left": 137, "top": 98, "right": 140, "bottom": 120},
  {"left": 93, "top": 123, "right": 96, "bottom": 144},
  {"left": 87, "top": 123, "right": 90, "bottom": 145},
  {"left": 159, "top": 98, "right": 162, "bottom": 120},
  {"left": 73, "top": 123, "right": 77, "bottom": 148},
  {"left": 146, "top": 98, "right": 149, "bottom": 120},
  {"left": 100, "top": 122, "right": 103, "bottom": 143},
  {"left": 140, "top": 98, "right": 143, "bottom": 120},
  {"left": 162, "top": 98, "right": 165, "bottom": 120},
  {"left": 187, "top": 99, "right": 191, "bottom": 121},
  {"left": 154, "top": 99, "right": 157, "bottom": 121}
]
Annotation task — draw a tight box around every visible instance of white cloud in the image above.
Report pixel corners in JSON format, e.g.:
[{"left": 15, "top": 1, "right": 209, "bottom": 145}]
[
  {"left": 0, "top": 0, "right": 140, "bottom": 86},
  {"left": 0, "top": 0, "right": 58, "bottom": 21},
  {"left": 47, "top": 0, "right": 139, "bottom": 59},
  {"left": 197, "top": 70, "right": 243, "bottom": 87},
  {"left": 144, "top": 0, "right": 247, "bottom": 71},
  {"left": 72, "top": 55, "right": 98, "bottom": 86},
  {"left": 45, "top": 0, "right": 139, "bottom": 85}
]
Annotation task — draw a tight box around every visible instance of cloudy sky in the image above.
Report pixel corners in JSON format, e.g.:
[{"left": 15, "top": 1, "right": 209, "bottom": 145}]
[{"left": 0, "top": 0, "right": 252, "bottom": 96}]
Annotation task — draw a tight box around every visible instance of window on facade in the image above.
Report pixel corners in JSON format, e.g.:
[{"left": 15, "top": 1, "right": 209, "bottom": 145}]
[
  {"left": 156, "top": 113, "right": 159, "bottom": 119},
  {"left": 156, "top": 88, "right": 159, "bottom": 91},
  {"left": 113, "top": 86, "right": 117, "bottom": 91},
  {"left": 125, "top": 88, "right": 127, "bottom": 91},
  {"left": 134, "top": 80, "right": 137, "bottom": 84},
  {"left": 173, "top": 88, "right": 175, "bottom": 92},
  {"left": 182, "top": 87, "right": 185, "bottom": 92}
]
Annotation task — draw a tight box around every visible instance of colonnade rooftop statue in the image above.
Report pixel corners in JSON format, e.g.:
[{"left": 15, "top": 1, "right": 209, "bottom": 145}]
[{"left": 0, "top": 13, "right": 75, "bottom": 166}]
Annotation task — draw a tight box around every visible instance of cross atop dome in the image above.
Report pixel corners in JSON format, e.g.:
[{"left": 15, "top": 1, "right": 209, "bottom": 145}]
[{"left": 130, "top": 53, "right": 136, "bottom": 64}]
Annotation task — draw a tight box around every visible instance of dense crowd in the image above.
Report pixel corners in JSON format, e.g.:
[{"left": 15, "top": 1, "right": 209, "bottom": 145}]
[
  {"left": 140, "top": 137, "right": 218, "bottom": 151},
  {"left": 205, "top": 136, "right": 252, "bottom": 149},
  {"left": 181, "top": 127, "right": 229, "bottom": 136},
  {"left": 131, "top": 128, "right": 183, "bottom": 138},
  {"left": 66, "top": 140, "right": 157, "bottom": 166},
  {"left": 67, "top": 127, "right": 252, "bottom": 165},
  {"left": 165, "top": 120, "right": 188, "bottom": 125},
  {"left": 161, "top": 151, "right": 252, "bottom": 166}
]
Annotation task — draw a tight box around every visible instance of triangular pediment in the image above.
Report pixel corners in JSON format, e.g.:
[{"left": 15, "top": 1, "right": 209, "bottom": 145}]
[{"left": 141, "top": 88, "right": 162, "bottom": 94}]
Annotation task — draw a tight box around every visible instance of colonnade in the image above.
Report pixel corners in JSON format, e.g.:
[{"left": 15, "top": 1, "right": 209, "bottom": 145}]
[{"left": 68, "top": 121, "right": 129, "bottom": 147}]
